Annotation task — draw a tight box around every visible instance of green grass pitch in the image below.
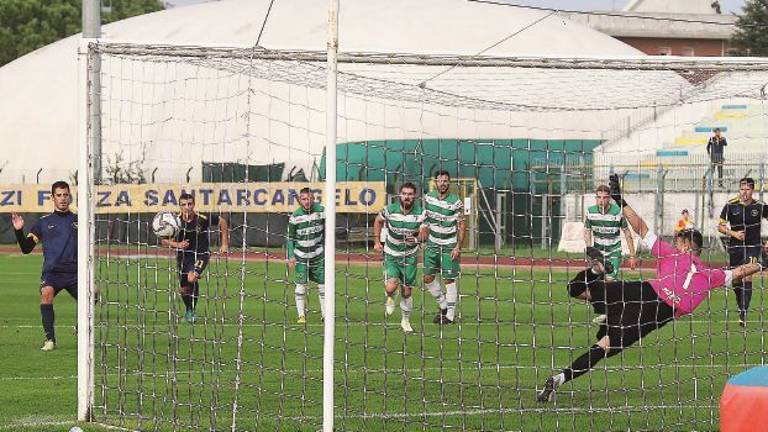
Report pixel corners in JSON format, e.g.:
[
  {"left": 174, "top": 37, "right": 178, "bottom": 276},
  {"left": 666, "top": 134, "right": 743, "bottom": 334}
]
[{"left": 0, "top": 251, "right": 765, "bottom": 431}]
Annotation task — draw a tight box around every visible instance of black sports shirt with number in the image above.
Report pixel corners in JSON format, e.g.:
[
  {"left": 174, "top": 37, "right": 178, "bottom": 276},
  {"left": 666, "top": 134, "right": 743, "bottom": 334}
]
[
  {"left": 175, "top": 213, "right": 220, "bottom": 261},
  {"left": 720, "top": 197, "right": 768, "bottom": 247}
]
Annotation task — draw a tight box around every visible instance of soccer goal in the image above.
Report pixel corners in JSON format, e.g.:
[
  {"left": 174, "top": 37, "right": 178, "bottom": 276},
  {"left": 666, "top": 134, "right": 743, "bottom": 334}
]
[{"left": 76, "top": 40, "right": 768, "bottom": 431}]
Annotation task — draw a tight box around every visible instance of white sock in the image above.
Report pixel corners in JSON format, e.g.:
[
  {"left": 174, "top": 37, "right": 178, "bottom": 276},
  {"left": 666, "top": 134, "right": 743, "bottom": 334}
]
[
  {"left": 400, "top": 296, "right": 413, "bottom": 321},
  {"left": 426, "top": 280, "right": 447, "bottom": 310},
  {"left": 317, "top": 284, "right": 326, "bottom": 318},
  {"left": 553, "top": 372, "right": 565, "bottom": 386},
  {"left": 446, "top": 282, "right": 458, "bottom": 320},
  {"left": 294, "top": 284, "right": 307, "bottom": 317}
]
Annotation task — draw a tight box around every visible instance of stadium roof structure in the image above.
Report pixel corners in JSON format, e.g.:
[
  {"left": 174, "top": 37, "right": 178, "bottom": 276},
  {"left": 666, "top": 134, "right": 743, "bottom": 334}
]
[{"left": 0, "top": 0, "right": 642, "bottom": 181}]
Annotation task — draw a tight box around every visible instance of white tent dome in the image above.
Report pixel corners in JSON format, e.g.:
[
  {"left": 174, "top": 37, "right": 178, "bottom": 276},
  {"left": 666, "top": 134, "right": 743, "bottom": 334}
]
[{"left": 0, "top": 0, "right": 646, "bottom": 183}]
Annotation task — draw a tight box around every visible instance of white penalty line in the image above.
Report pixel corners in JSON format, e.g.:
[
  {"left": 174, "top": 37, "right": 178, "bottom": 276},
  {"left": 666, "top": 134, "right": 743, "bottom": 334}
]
[
  {"left": 286, "top": 403, "right": 717, "bottom": 421},
  {"left": 0, "top": 418, "right": 72, "bottom": 431},
  {"left": 0, "top": 319, "right": 757, "bottom": 329},
  {"left": 3, "top": 362, "right": 762, "bottom": 383}
]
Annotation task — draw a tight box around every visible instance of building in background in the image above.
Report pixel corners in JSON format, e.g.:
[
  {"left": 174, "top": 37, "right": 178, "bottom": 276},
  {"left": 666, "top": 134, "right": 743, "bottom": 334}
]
[{"left": 567, "top": 0, "right": 737, "bottom": 56}]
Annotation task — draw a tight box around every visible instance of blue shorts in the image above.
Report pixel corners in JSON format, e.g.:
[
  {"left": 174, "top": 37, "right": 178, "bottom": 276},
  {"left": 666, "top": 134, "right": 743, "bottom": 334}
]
[
  {"left": 728, "top": 245, "right": 762, "bottom": 267},
  {"left": 178, "top": 255, "right": 210, "bottom": 287},
  {"left": 40, "top": 272, "right": 78, "bottom": 299}
]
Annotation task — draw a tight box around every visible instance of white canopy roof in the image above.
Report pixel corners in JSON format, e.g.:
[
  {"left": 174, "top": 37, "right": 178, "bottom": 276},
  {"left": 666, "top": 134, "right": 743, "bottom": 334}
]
[{"left": 0, "top": 0, "right": 645, "bottom": 183}]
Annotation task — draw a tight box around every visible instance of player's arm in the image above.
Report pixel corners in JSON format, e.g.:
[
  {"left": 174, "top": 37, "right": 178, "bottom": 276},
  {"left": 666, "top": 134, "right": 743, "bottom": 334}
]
[
  {"left": 718, "top": 205, "right": 744, "bottom": 240},
  {"left": 286, "top": 216, "right": 296, "bottom": 266},
  {"left": 11, "top": 213, "right": 37, "bottom": 254},
  {"left": 609, "top": 174, "right": 648, "bottom": 238},
  {"left": 717, "top": 204, "right": 729, "bottom": 236},
  {"left": 623, "top": 226, "right": 637, "bottom": 269},
  {"left": 415, "top": 208, "right": 428, "bottom": 244},
  {"left": 418, "top": 224, "right": 429, "bottom": 242},
  {"left": 456, "top": 214, "right": 466, "bottom": 249},
  {"left": 373, "top": 212, "right": 385, "bottom": 252},
  {"left": 449, "top": 215, "right": 467, "bottom": 260},
  {"left": 161, "top": 237, "right": 181, "bottom": 248},
  {"left": 717, "top": 219, "right": 731, "bottom": 236},
  {"left": 732, "top": 261, "right": 763, "bottom": 283},
  {"left": 583, "top": 228, "right": 592, "bottom": 247},
  {"left": 217, "top": 216, "right": 230, "bottom": 253},
  {"left": 619, "top": 205, "right": 648, "bottom": 239}
]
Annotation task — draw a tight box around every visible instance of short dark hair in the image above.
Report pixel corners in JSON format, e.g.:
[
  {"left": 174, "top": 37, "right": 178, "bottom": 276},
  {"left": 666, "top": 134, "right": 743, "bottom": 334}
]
[
  {"left": 400, "top": 182, "right": 417, "bottom": 193},
  {"left": 676, "top": 228, "right": 703, "bottom": 254},
  {"left": 434, "top": 170, "right": 450, "bottom": 179},
  {"left": 299, "top": 187, "right": 312, "bottom": 195},
  {"left": 740, "top": 177, "right": 756, "bottom": 189},
  {"left": 179, "top": 192, "right": 195, "bottom": 202},
  {"left": 713, "top": 127, "right": 721, "bottom": 132},
  {"left": 595, "top": 184, "right": 610, "bottom": 194},
  {"left": 51, "top": 181, "right": 70, "bottom": 194}
]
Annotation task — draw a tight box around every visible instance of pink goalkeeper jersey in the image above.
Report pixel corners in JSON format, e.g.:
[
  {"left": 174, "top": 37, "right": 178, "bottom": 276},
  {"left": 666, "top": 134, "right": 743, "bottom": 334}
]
[{"left": 644, "top": 233, "right": 731, "bottom": 317}]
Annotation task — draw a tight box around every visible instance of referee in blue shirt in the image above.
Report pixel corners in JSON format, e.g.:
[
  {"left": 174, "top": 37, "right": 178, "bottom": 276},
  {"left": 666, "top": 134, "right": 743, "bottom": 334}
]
[{"left": 12, "top": 181, "right": 77, "bottom": 351}]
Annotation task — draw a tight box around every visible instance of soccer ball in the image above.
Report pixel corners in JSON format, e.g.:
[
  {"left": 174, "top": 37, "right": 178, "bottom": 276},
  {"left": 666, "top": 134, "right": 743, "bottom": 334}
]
[{"left": 152, "top": 211, "right": 181, "bottom": 238}]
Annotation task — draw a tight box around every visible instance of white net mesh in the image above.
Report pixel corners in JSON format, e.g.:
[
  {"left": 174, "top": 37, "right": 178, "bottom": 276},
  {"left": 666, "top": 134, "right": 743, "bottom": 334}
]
[{"left": 87, "top": 43, "right": 768, "bottom": 431}]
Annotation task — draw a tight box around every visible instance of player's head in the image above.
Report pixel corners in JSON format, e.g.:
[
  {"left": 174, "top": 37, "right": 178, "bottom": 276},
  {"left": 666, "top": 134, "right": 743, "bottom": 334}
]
[
  {"left": 595, "top": 184, "right": 611, "bottom": 209},
  {"left": 739, "top": 177, "right": 755, "bottom": 202},
  {"left": 51, "top": 180, "right": 71, "bottom": 212},
  {"left": 298, "top": 187, "right": 314, "bottom": 211},
  {"left": 433, "top": 170, "right": 450, "bottom": 195},
  {"left": 681, "top": 209, "right": 689, "bottom": 217},
  {"left": 399, "top": 182, "right": 417, "bottom": 210},
  {"left": 179, "top": 193, "right": 195, "bottom": 218},
  {"left": 714, "top": 127, "right": 721, "bottom": 137},
  {"left": 674, "top": 228, "right": 703, "bottom": 256}
]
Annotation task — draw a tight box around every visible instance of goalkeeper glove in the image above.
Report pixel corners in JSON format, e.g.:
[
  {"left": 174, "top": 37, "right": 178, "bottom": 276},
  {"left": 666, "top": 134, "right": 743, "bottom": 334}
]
[{"left": 609, "top": 173, "right": 628, "bottom": 207}]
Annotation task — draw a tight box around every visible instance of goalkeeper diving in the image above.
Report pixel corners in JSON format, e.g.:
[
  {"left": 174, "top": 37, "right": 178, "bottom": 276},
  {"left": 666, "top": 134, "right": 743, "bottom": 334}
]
[{"left": 537, "top": 174, "right": 766, "bottom": 402}]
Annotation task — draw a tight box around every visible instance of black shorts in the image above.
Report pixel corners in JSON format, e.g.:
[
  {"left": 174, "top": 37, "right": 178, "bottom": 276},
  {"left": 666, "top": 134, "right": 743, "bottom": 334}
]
[
  {"left": 40, "top": 272, "right": 78, "bottom": 299},
  {"left": 728, "top": 245, "right": 762, "bottom": 268},
  {"left": 178, "top": 255, "right": 210, "bottom": 287},
  {"left": 589, "top": 279, "right": 674, "bottom": 349}
]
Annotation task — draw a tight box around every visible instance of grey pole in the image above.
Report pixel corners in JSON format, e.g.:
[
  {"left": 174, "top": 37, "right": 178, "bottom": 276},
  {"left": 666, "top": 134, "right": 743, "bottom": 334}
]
[
  {"left": 83, "top": 0, "right": 102, "bottom": 184},
  {"left": 82, "top": 0, "right": 101, "bottom": 38}
]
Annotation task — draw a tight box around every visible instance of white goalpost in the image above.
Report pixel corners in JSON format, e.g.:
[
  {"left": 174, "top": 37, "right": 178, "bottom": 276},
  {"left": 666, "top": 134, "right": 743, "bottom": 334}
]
[
  {"left": 76, "top": 36, "right": 768, "bottom": 431},
  {"left": 323, "top": 1, "right": 339, "bottom": 431}
]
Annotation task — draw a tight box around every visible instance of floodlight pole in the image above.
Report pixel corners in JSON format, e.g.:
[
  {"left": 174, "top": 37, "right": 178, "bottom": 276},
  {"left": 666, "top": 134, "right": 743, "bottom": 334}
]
[
  {"left": 322, "top": 0, "right": 339, "bottom": 431},
  {"left": 78, "top": 0, "right": 100, "bottom": 422},
  {"left": 83, "top": 0, "right": 102, "bottom": 184}
]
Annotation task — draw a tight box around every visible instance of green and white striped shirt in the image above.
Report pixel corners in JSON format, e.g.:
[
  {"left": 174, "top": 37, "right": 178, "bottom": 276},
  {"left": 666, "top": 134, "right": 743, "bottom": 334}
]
[
  {"left": 584, "top": 203, "right": 627, "bottom": 259},
  {"left": 381, "top": 202, "right": 427, "bottom": 258},
  {"left": 287, "top": 203, "right": 325, "bottom": 261},
  {"left": 425, "top": 190, "right": 463, "bottom": 249}
]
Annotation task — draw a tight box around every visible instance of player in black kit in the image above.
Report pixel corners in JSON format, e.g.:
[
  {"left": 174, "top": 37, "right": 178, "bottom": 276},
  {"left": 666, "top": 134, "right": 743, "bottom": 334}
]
[
  {"left": 11, "top": 181, "right": 77, "bottom": 351},
  {"left": 161, "top": 193, "right": 229, "bottom": 323},
  {"left": 718, "top": 177, "right": 768, "bottom": 326}
]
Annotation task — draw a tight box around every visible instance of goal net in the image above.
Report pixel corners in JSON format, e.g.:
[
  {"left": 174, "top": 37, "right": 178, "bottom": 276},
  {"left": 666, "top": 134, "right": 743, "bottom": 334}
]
[{"left": 80, "top": 42, "right": 768, "bottom": 431}]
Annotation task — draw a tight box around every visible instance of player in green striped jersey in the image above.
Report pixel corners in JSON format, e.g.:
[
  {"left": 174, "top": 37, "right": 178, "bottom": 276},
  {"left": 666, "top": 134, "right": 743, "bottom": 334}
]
[
  {"left": 287, "top": 188, "right": 326, "bottom": 324},
  {"left": 582, "top": 184, "right": 637, "bottom": 323},
  {"left": 373, "top": 182, "right": 427, "bottom": 334},
  {"left": 423, "top": 170, "right": 466, "bottom": 325}
]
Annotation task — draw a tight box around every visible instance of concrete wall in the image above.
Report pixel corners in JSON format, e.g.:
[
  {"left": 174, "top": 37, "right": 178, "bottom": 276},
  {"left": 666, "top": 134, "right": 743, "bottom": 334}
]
[{"left": 565, "top": 191, "right": 751, "bottom": 242}]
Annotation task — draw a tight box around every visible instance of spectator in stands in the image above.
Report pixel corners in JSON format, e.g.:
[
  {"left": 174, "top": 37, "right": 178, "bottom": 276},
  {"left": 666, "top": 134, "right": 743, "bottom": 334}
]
[
  {"left": 675, "top": 209, "right": 695, "bottom": 233},
  {"left": 706, "top": 128, "right": 727, "bottom": 187}
]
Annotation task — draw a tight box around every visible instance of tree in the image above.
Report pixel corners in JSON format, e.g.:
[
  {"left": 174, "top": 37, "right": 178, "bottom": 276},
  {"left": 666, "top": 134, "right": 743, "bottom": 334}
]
[
  {"left": 732, "top": 0, "right": 768, "bottom": 56},
  {"left": 0, "top": 0, "right": 164, "bottom": 67}
]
